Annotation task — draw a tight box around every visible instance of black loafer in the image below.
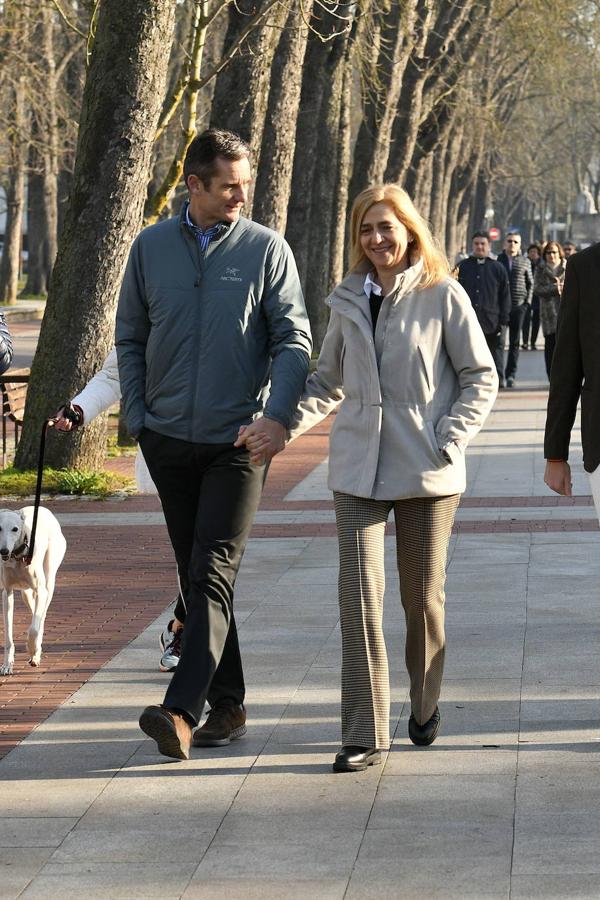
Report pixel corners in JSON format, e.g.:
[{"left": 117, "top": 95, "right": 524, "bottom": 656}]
[
  {"left": 408, "top": 707, "right": 440, "bottom": 746},
  {"left": 333, "top": 746, "right": 381, "bottom": 773}
]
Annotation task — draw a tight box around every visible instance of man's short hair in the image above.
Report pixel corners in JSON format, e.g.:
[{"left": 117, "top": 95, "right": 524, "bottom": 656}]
[
  {"left": 527, "top": 242, "right": 542, "bottom": 253},
  {"left": 472, "top": 231, "right": 490, "bottom": 241},
  {"left": 183, "top": 129, "right": 250, "bottom": 190},
  {"left": 506, "top": 231, "right": 521, "bottom": 241}
]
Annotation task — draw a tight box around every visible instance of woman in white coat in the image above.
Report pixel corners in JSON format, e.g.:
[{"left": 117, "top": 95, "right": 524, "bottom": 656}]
[
  {"left": 241, "top": 184, "right": 498, "bottom": 772},
  {"left": 52, "top": 348, "right": 183, "bottom": 672}
]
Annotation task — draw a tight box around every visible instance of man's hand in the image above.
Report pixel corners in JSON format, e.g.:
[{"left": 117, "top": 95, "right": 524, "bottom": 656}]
[
  {"left": 544, "top": 459, "right": 572, "bottom": 496},
  {"left": 234, "top": 416, "right": 286, "bottom": 465}
]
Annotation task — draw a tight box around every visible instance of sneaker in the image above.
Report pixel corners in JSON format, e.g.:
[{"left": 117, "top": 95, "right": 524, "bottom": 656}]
[
  {"left": 159, "top": 620, "right": 182, "bottom": 672},
  {"left": 192, "top": 703, "right": 247, "bottom": 747}
]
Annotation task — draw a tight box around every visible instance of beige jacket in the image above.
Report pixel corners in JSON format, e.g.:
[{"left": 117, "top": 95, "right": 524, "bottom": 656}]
[{"left": 289, "top": 261, "right": 498, "bottom": 500}]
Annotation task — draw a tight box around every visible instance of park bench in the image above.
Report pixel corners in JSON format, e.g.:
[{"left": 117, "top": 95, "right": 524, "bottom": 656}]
[{"left": 0, "top": 368, "right": 30, "bottom": 468}]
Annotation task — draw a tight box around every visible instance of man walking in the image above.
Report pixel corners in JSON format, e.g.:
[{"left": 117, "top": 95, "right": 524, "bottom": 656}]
[
  {"left": 544, "top": 242, "right": 600, "bottom": 517},
  {"left": 497, "top": 232, "right": 533, "bottom": 388},
  {"left": 116, "top": 129, "right": 312, "bottom": 760},
  {"left": 457, "top": 231, "right": 510, "bottom": 387}
]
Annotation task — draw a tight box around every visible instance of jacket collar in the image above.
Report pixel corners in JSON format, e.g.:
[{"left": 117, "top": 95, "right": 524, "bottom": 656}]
[
  {"left": 326, "top": 258, "right": 424, "bottom": 341},
  {"left": 178, "top": 201, "right": 237, "bottom": 248},
  {"left": 328, "top": 258, "right": 424, "bottom": 310}
]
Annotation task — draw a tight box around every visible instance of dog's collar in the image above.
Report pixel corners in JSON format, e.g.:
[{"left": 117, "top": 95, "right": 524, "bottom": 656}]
[{"left": 10, "top": 541, "right": 29, "bottom": 561}]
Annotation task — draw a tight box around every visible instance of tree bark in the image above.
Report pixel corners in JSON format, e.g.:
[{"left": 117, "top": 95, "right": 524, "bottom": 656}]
[
  {"left": 22, "top": 158, "right": 48, "bottom": 297},
  {"left": 303, "top": 20, "right": 357, "bottom": 349},
  {"left": 284, "top": 25, "right": 329, "bottom": 293},
  {"left": 385, "top": 0, "right": 475, "bottom": 185},
  {"left": 0, "top": 5, "right": 29, "bottom": 305},
  {"left": 252, "top": 0, "right": 314, "bottom": 233},
  {"left": 209, "top": 0, "right": 286, "bottom": 214},
  {"left": 15, "top": 0, "right": 178, "bottom": 471},
  {"left": 349, "top": 0, "right": 416, "bottom": 203},
  {"left": 330, "top": 54, "right": 354, "bottom": 286}
]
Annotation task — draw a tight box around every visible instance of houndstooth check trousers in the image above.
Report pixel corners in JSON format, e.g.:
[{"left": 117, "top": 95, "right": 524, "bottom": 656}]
[{"left": 333, "top": 491, "right": 460, "bottom": 750}]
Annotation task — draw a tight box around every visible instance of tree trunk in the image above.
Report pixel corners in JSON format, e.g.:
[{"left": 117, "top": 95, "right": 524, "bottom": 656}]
[
  {"left": 0, "top": 7, "right": 28, "bottom": 306},
  {"left": 304, "top": 22, "right": 357, "bottom": 349},
  {"left": 21, "top": 4, "right": 60, "bottom": 296},
  {"left": 22, "top": 160, "right": 48, "bottom": 297},
  {"left": 209, "top": 0, "right": 286, "bottom": 215},
  {"left": 15, "top": 0, "right": 178, "bottom": 471},
  {"left": 330, "top": 55, "right": 354, "bottom": 286},
  {"left": 284, "top": 27, "right": 329, "bottom": 293},
  {"left": 252, "top": 0, "right": 314, "bottom": 233},
  {"left": 349, "top": 0, "right": 416, "bottom": 203}
]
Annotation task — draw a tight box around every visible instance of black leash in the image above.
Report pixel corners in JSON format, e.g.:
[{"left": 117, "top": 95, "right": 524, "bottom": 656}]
[
  {"left": 25, "top": 419, "right": 52, "bottom": 565},
  {"left": 24, "top": 403, "right": 81, "bottom": 566}
]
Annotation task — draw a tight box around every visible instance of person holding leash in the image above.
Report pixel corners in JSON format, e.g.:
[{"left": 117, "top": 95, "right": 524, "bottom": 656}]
[
  {"left": 116, "top": 128, "right": 312, "bottom": 760},
  {"left": 52, "top": 349, "right": 183, "bottom": 673},
  {"left": 239, "top": 184, "right": 497, "bottom": 772}
]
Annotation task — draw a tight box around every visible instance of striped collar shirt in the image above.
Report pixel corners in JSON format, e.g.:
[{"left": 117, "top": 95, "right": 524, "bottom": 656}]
[{"left": 185, "top": 202, "right": 223, "bottom": 252}]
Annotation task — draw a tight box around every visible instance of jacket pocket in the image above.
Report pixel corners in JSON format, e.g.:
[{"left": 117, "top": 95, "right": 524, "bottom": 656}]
[
  {"left": 417, "top": 345, "right": 433, "bottom": 396},
  {"left": 424, "top": 419, "right": 447, "bottom": 468}
]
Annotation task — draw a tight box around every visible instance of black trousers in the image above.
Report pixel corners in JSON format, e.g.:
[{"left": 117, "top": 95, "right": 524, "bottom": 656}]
[
  {"left": 138, "top": 429, "right": 265, "bottom": 725},
  {"left": 484, "top": 331, "right": 504, "bottom": 384},
  {"left": 505, "top": 304, "right": 528, "bottom": 380},
  {"left": 544, "top": 332, "right": 556, "bottom": 379},
  {"left": 521, "top": 303, "right": 540, "bottom": 348}
]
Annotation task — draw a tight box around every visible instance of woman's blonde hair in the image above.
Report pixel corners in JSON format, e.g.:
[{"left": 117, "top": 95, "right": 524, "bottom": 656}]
[{"left": 348, "top": 184, "right": 450, "bottom": 288}]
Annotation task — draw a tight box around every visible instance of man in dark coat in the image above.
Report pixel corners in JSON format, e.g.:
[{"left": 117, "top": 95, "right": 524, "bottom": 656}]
[
  {"left": 497, "top": 232, "right": 533, "bottom": 388},
  {"left": 544, "top": 242, "right": 600, "bottom": 516},
  {"left": 457, "top": 231, "right": 511, "bottom": 387}
]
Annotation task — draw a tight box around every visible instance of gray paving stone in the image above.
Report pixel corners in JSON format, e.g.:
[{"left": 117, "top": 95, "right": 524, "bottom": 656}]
[
  {"left": 0, "top": 778, "right": 110, "bottom": 818},
  {"left": 0, "top": 848, "right": 54, "bottom": 898},
  {"left": 510, "top": 874, "right": 600, "bottom": 898},
  {"left": 183, "top": 879, "right": 347, "bottom": 900},
  {"left": 20, "top": 861, "right": 197, "bottom": 899},
  {"left": 0, "top": 817, "right": 78, "bottom": 848},
  {"left": 51, "top": 821, "right": 214, "bottom": 864}
]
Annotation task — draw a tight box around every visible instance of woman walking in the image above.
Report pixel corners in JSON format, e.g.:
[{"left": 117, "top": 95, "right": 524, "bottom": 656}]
[
  {"left": 535, "top": 241, "right": 566, "bottom": 378},
  {"left": 240, "top": 184, "right": 497, "bottom": 772}
]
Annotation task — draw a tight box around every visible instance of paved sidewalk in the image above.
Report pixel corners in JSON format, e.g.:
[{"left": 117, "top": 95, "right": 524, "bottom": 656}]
[{"left": 2, "top": 349, "right": 600, "bottom": 899}]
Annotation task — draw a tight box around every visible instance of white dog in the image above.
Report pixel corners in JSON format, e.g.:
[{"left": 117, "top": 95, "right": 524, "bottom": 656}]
[{"left": 0, "top": 507, "right": 66, "bottom": 675}]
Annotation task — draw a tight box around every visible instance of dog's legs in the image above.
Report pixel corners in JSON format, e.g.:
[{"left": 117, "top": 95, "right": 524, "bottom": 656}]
[
  {"left": 1, "top": 588, "right": 15, "bottom": 676},
  {"left": 26, "top": 586, "right": 48, "bottom": 667},
  {"left": 27, "top": 535, "right": 66, "bottom": 668}
]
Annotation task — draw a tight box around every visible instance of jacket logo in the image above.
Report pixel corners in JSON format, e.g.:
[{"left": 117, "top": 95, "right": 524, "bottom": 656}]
[{"left": 221, "top": 267, "right": 242, "bottom": 282}]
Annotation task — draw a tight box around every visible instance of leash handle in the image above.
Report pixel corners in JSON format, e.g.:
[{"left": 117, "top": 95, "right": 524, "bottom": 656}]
[{"left": 24, "top": 418, "right": 53, "bottom": 565}]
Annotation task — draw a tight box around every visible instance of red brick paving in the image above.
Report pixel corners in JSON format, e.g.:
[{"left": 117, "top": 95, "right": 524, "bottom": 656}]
[{"left": 1, "top": 410, "right": 598, "bottom": 760}]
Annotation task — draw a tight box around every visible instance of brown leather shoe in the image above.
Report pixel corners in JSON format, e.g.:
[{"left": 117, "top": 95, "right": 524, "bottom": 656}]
[
  {"left": 139, "top": 705, "right": 192, "bottom": 760},
  {"left": 193, "top": 703, "right": 247, "bottom": 747}
]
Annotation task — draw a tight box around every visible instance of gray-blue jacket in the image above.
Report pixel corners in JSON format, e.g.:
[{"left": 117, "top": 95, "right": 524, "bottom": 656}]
[{"left": 116, "top": 208, "right": 312, "bottom": 442}]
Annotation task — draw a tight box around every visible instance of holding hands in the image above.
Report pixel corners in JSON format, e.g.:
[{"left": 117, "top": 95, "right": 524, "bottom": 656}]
[{"left": 234, "top": 416, "right": 286, "bottom": 465}]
